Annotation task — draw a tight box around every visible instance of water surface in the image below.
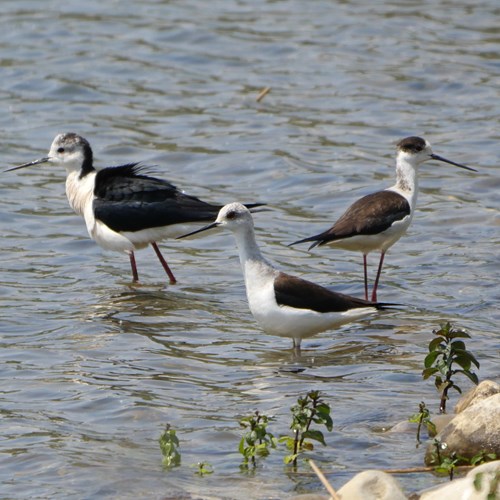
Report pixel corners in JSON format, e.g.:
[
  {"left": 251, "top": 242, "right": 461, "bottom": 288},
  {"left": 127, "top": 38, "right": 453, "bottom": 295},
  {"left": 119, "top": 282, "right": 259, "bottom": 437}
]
[{"left": 1, "top": 0, "right": 499, "bottom": 498}]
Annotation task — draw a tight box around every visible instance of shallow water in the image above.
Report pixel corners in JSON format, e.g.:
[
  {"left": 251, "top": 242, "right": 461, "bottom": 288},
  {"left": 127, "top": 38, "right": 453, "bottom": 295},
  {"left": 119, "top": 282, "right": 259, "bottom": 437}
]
[{"left": 1, "top": 0, "right": 499, "bottom": 498}]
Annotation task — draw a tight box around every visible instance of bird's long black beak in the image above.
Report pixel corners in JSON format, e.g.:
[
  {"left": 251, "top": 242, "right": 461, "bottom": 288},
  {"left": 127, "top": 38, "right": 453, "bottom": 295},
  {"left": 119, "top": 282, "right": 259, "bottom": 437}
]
[
  {"left": 176, "top": 221, "right": 221, "bottom": 240},
  {"left": 5, "top": 157, "right": 50, "bottom": 172},
  {"left": 430, "top": 154, "right": 477, "bottom": 172}
]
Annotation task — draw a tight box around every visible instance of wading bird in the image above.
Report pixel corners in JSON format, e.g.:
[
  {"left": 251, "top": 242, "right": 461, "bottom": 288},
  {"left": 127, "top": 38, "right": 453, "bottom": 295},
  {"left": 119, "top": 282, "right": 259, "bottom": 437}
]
[
  {"left": 289, "top": 137, "right": 476, "bottom": 301},
  {"left": 178, "top": 203, "right": 394, "bottom": 351},
  {"left": 7, "top": 133, "right": 263, "bottom": 283}
]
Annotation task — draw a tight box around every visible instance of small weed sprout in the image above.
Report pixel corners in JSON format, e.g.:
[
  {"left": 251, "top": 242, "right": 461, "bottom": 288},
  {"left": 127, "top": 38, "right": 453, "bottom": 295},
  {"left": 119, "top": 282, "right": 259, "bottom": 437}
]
[
  {"left": 279, "top": 390, "right": 333, "bottom": 467},
  {"left": 409, "top": 401, "right": 436, "bottom": 445},
  {"left": 238, "top": 411, "right": 277, "bottom": 469},
  {"left": 192, "top": 461, "right": 213, "bottom": 476},
  {"left": 422, "top": 322, "right": 479, "bottom": 413},
  {"left": 159, "top": 424, "right": 181, "bottom": 468}
]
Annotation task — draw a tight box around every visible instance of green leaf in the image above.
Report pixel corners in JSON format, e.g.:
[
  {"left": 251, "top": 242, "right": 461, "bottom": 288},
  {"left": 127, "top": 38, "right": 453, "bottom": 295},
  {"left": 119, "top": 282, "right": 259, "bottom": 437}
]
[
  {"left": 422, "top": 367, "right": 439, "bottom": 380},
  {"left": 453, "top": 354, "right": 472, "bottom": 371},
  {"left": 284, "top": 454, "right": 298, "bottom": 465},
  {"left": 238, "top": 437, "right": 245, "bottom": 455},
  {"left": 448, "top": 330, "right": 471, "bottom": 340},
  {"left": 453, "top": 349, "right": 480, "bottom": 369},
  {"left": 425, "top": 420, "right": 437, "bottom": 435},
  {"left": 451, "top": 340, "right": 466, "bottom": 351},
  {"left": 456, "top": 369, "right": 479, "bottom": 385},
  {"left": 424, "top": 351, "right": 441, "bottom": 368},
  {"left": 302, "top": 429, "right": 326, "bottom": 446},
  {"left": 428, "top": 337, "right": 445, "bottom": 352}
]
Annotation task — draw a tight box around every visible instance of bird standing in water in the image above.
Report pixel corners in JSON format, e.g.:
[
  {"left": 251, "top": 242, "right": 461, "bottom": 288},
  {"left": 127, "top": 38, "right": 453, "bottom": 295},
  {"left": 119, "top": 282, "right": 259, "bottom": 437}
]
[
  {"left": 289, "top": 137, "right": 476, "bottom": 301},
  {"left": 7, "top": 133, "right": 263, "bottom": 284},
  {"left": 178, "top": 203, "right": 393, "bottom": 351}
]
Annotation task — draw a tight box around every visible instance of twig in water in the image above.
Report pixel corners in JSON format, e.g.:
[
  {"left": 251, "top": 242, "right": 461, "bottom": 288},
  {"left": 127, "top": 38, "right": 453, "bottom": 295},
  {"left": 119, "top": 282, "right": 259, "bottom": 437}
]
[
  {"left": 256, "top": 86, "right": 271, "bottom": 102},
  {"left": 309, "top": 460, "right": 340, "bottom": 500}
]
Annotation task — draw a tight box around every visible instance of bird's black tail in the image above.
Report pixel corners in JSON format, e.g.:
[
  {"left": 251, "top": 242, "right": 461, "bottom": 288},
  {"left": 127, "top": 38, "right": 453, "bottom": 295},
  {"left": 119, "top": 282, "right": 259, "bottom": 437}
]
[
  {"left": 244, "top": 203, "right": 267, "bottom": 212},
  {"left": 288, "top": 235, "right": 321, "bottom": 250}
]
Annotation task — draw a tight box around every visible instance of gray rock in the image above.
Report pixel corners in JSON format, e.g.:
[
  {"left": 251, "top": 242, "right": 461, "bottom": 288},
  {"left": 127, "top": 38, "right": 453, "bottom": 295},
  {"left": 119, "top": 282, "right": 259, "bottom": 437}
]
[
  {"left": 336, "top": 470, "right": 407, "bottom": 500},
  {"left": 425, "top": 393, "right": 500, "bottom": 464},
  {"left": 429, "top": 414, "right": 454, "bottom": 437},
  {"left": 418, "top": 459, "right": 500, "bottom": 499},
  {"left": 454, "top": 380, "right": 500, "bottom": 414}
]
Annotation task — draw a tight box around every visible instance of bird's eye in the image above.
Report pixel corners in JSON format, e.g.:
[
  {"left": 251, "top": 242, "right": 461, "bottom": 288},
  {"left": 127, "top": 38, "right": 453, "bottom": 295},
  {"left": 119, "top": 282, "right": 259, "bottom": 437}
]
[
  {"left": 57, "top": 147, "right": 65, "bottom": 153},
  {"left": 226, "top": 210, "right": 236, "bottom": 220}
]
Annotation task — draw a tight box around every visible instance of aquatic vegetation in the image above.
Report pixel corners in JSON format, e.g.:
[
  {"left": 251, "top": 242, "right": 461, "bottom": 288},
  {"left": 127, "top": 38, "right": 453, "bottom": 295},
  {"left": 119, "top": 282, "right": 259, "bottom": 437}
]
[
  {"left": 422, "top": 322, "right": 480, "bottom": 413},
  {"left": 279, "top": 390, "right": 333, "bottom": 467},
  {"left": 159, "top": 424, "right": 181, "bottom": 468},
  {"left": 408, "top": 401, "right": 436, "bottom": 445},
  {"left": 238, "top": 411, "right": 277, "bottom": 469}
]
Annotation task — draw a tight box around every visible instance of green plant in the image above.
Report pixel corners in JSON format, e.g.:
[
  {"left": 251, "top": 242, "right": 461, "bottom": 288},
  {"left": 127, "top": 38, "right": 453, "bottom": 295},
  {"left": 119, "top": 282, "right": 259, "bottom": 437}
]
[
  {"left": 422, "top": 322, "right": 480, "bottom": 413},
  {"left": 279, "top": 390, "right": 333, "bottom": 467},
  {"left": 192, "top": 461, "right": 213, "bottom": 476},
  {"left": 409, "top": 401, "right": 436, "bottom": 445},
  {"left": 435, "top": 451, "right": 459, "bottom": 481},
  {"left": 238, "top": 411, "right": 277, "bottom": 469},
  {"left": 470, "top": 451, "right": 497, "bottom": 466},
  {"left": 159, "top": 424, "right": 181, "bottom": 468}
]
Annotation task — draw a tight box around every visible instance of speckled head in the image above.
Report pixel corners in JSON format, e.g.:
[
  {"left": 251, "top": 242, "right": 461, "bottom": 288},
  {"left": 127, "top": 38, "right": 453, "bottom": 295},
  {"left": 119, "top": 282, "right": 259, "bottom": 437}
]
[
  {"left": 48, "top": 133, "right": 94, "bottom": 176},
  {"left": 6, "top": 133, "right": 95, "bottom": 176}
]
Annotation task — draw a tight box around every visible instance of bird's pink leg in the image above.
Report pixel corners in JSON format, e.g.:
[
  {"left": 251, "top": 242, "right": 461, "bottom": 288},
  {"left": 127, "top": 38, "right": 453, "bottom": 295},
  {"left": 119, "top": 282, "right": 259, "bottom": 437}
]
[
  {"left": 363, "top": 254, "right": 369, "bottom": 301},
  {"left": 129, "top": 251, "right": 139, "bottom": 282},
  {"left": 371, "top": 252, "right": 386, "bottom": 302},
  {"left": 151, "top": 242, "right": 177, "bottom": 284}
]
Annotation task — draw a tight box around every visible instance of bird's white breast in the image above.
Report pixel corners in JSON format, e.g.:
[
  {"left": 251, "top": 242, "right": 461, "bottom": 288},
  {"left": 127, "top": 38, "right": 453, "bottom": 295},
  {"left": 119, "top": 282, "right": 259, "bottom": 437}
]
[{"left": 65, "top": 171, "right": 134, "bottom": 253}]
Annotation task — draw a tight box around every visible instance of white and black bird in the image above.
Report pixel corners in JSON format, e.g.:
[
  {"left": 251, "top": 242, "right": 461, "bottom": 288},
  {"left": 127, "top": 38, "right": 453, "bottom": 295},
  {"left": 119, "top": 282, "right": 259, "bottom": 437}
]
[
  {"left": 7, "top": 133, "right": 263, "bottom": 284},
  {"left": 178, "top": 202, "right": 394, "bottom": 351},
  {"left": 289, "top": 137, "right": 476, "bottom": 302}
]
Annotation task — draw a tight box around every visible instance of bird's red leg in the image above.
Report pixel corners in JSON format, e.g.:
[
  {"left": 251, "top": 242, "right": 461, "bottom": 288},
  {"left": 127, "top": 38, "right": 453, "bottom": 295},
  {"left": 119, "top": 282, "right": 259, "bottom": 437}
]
[
  {"left": 371, "top": 252, "right": 385, "bottom": 302},
  {"left": 363, "top": 254, "right": 369, "bottom": 301},
  {"left": 129, "top": 251, "right": 139, "bottom": 282},
  {"left": 151, "top": 242, "right": 177, "bottom": 284}
]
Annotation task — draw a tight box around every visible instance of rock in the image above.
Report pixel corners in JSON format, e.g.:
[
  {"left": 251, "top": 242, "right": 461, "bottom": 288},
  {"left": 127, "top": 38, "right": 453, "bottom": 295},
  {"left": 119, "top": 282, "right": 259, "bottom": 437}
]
[
  {"left": 418, "top": 459, "right": 500, "bottom": 499},
  {"left": 425, "top": 393, "right": 500, "bottom": 464},
  {"left": 454, "top": 380, "right": 500, "bottom": 413},
  {"left": 429, "top": 414, "right": 454, "bottom": 436},
  {"left": 336, "top": 470, "right": 407, "bottom": 500}
]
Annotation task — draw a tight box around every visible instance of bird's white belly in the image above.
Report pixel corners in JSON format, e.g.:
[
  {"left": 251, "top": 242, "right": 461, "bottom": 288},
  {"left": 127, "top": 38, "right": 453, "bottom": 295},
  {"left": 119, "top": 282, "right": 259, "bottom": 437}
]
[
  {"left": 90, "top": 220, "right": 136, "bottom": 253},
  {"left": 327, "top": 214, "right": 412, "bottom": 254},
  {"left": 252, "top": 301, "right": 376, "bottom": 340},
  {"left": 246, "top": 274, "right": 376, "bottom": 340},
  {"left": 122, "top": 223, "right": 202, "bottom": 248}
]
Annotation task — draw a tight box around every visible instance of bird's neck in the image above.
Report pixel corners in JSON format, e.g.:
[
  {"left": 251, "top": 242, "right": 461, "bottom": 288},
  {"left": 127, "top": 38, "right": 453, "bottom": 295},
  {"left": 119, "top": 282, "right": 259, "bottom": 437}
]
[
  {"left": 394, "top": 157, "right": 418, "bottom": 201},
  {"left": 233, "top": 226, "right": 276, "bottom": 284},
  {"left": 65, "top": 170, "right": 96, "bottom": 217}
]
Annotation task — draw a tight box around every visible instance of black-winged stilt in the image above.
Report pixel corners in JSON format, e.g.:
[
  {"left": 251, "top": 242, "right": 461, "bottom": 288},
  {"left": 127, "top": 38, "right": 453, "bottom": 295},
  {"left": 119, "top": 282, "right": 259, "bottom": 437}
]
[
  {"left": 178, "top": 202, "right": 394, "bottom": 351},
  {"left": 289, "top": 137, "right": 476, "bottom": 302},
  {"left": 7, "top": 133, "right": 263, "bottom": 284}
]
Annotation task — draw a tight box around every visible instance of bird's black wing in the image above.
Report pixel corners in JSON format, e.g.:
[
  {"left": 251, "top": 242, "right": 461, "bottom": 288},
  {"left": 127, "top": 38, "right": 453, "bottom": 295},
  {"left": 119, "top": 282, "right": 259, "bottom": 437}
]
[
  {"left": 274, "top": 272, "right": 382, "bottom": 313},
  {"left": 93, "top": 164, "right": 263, "bottom": 232},
  {"left": 291, "top": 190, "right": 410, "bottom": 248},
  {"left": 93, "top": 164, "right": 222, "bottom": 232}
]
